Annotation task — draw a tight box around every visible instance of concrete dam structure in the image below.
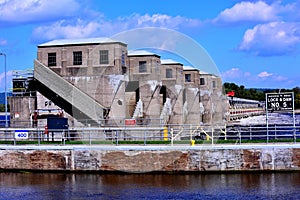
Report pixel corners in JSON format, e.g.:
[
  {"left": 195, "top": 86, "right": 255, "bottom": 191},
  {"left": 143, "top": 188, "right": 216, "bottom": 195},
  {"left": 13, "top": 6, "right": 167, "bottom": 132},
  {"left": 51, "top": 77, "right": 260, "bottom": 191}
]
[{"left": 9, "top": 37, "right": 230, "bottom": 129}]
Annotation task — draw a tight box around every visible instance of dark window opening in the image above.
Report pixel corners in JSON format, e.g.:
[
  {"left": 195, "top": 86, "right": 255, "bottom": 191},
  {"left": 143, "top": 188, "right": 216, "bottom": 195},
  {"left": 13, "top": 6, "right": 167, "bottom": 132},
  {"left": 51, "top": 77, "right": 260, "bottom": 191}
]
[
  {"left": 122, "top": 66, "right": 127, "bottom": 75},
  {"left": 73, "top": 51, "right": 82, "bottom": 65},
  {"left": 160, "top": 85, "right": 167, "bottom": 104},
  {"left": 185, "top": 74, "right": 191, "bottom": 82},
  {"left": 48, "top": 52, "right": 56, "bottom": 66},
  {"left": 200, "top": 78, "right": 205, "bottom": 85},
  {"left": 139, "top": 61, "right": 147, "bottom": 73}
]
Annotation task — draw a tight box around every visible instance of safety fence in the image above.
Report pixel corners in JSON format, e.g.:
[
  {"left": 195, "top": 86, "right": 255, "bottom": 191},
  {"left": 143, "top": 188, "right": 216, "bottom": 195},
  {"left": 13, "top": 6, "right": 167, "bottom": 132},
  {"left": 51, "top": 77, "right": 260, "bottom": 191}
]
[{"left": 0, "top": 124, "right": 299, "bottom": 146}]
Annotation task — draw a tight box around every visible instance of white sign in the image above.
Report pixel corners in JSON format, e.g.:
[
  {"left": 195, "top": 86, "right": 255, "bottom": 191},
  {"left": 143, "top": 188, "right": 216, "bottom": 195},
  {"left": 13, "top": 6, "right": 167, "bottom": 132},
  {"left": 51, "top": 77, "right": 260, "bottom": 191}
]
[{"left": 15, "top": 130, "right": 29, "bottom": 139}]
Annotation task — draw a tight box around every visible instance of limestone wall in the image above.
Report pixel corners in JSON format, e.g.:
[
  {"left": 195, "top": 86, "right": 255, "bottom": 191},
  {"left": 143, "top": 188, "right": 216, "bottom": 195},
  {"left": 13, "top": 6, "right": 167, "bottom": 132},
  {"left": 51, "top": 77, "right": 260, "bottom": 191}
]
[{"left": 1, "top": 145, "right": 300, "bottom": 173}]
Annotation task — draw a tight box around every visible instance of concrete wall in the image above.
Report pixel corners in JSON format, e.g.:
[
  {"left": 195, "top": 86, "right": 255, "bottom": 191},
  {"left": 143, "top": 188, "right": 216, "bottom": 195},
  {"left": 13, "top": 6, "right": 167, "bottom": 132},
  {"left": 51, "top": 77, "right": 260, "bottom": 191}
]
[
  {"left": 8, "top": 96, "right": 36, "bottom": 128},
  {"left": 1, "top": 145, "right": 300, "bottom": 173}
]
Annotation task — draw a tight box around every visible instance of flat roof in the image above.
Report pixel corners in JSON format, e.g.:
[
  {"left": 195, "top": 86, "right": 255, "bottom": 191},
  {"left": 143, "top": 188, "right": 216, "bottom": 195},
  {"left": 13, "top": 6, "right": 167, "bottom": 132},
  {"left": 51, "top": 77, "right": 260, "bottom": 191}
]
[
  {"left": 38, "top": 37, "right": 126, "bottom": 47},
  {"left": 183, "top": 65, "right": 199, "bottom": 71},
  {"left": 128, "top": 50, "right": 160, "bottom": 58},
  {"left": 161, "top": 59, "right": 183, "bottom": 65}
]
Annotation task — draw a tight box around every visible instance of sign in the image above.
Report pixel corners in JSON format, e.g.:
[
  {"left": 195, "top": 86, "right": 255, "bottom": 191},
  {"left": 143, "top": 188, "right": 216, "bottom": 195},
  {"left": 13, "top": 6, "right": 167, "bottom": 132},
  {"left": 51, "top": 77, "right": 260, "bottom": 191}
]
[
  {"left": 14, "top": 112, "right": 20, "bottom": 119},
  {"left": 14, "top": 130, "right": 29, "bottom": 139},
  {"left": 227, "top": 91, "right": 235, "bottom": 97},
  {"left": 125, "top": 119, "right": 136, "bottom": 126},
  {"left": 266, "top": 93, "right": 293, "bottom": 112}
]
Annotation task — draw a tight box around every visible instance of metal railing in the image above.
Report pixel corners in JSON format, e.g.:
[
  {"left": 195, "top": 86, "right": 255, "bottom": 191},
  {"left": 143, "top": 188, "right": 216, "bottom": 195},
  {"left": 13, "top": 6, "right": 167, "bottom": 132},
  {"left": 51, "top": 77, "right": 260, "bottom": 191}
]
[{"left": 0, "top": 123, "right": 299, "bottom": 146}]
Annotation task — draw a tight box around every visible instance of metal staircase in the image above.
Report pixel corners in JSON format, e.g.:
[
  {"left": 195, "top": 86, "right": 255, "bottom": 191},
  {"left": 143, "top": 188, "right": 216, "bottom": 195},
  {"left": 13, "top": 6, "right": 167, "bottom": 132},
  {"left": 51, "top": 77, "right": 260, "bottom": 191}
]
[{"left": 34, "top": 60, "right": 107, "bottom": 125}]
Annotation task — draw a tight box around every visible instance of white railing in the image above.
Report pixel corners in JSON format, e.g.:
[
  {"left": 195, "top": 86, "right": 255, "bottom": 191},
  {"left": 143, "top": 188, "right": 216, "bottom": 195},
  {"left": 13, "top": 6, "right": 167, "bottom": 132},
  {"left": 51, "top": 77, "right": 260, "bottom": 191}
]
[{"left": 0, "top": 123, "right": 299, "bottom": 146}]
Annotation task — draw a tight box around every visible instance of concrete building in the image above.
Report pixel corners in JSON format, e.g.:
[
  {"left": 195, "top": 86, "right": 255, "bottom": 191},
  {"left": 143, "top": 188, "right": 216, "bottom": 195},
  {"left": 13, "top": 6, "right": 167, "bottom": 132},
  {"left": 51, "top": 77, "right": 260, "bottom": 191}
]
[{"left": 9, "top": 37, "right": 228, "bottom": 128}]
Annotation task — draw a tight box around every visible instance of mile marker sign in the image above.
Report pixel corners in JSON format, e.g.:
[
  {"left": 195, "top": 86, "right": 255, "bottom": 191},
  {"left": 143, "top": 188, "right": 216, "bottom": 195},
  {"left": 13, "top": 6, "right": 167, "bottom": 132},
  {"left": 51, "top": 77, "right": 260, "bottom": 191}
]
[
  {"left": 14, "top": 130, "right": 29, "bottom": 140},
  {"left": 266, "top": 92, "right": 294, "bottom": 112}
]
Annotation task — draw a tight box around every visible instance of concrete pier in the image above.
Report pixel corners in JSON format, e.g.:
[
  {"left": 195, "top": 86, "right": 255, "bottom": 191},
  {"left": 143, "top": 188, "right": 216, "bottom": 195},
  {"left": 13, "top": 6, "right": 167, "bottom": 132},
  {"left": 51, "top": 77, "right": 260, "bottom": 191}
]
[{"left": 0, "top": 144, "right": 300, "bottom": 173}]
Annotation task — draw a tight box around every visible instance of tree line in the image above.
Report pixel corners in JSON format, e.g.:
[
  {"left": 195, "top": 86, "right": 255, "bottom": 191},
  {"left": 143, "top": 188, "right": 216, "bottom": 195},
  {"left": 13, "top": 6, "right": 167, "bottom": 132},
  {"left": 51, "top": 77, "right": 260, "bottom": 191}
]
[{"left": 223, "top": 82, "right": 300, "bottom": 109}]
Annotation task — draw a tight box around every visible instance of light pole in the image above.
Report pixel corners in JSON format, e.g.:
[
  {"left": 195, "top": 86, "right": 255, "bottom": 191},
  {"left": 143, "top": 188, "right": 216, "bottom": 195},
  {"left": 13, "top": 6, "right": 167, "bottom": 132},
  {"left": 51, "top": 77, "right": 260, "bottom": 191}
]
[{"left": 0, "top": 53, "right": 8, "bottom": 128}]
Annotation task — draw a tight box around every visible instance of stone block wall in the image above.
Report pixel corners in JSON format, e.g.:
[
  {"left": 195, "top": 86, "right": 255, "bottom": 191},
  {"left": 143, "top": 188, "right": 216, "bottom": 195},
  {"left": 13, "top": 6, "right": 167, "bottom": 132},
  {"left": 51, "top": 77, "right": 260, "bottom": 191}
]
[{"left": 1, "top": 145, "right": 300, "bottom": 173}]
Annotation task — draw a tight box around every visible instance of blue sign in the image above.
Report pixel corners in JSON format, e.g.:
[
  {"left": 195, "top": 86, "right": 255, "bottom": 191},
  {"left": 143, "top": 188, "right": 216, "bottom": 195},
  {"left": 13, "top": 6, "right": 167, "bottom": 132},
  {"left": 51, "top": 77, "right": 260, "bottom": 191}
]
[{"left": 15, "top": 130, "right": 29, "bottom": 139}]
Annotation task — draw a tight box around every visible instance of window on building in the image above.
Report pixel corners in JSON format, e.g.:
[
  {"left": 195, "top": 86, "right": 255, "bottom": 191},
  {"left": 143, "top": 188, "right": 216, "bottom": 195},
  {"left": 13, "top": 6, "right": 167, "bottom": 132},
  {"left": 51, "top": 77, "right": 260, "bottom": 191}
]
[
  {"left": 48, "top": 52, "right": 56, "bottom": 66},
  {"left": 121, "top": 50, "right": 125, "bottom": 66},
  {"left": 185, "top": 74, "right": 191, "bottom": 82},
  {"left": 73, "top": 51, "right": 82, "bottom": 65},
  {"left": 139, "top": 61, "right": 147, "bottom": 73},
  {"left": 122, "top": 66, "right": 127, "bottom": 75},
  {"left": 212, "top": 80, "right": 216, "bottom": 88},
  {"left": 200, "top": 78, "right": 205, "bottom": 85},
  {"left": 166, "top": 69, "right": 173, "bottom": 78},
  {"left": 100, "top": 50, "right": 109, "bottom": 64}
]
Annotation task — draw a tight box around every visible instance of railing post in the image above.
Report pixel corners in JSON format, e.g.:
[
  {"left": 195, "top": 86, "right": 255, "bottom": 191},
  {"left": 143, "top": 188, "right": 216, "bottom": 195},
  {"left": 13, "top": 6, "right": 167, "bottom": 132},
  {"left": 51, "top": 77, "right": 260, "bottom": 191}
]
[
  {"left": 239, "top": 127, "right": 241, "bottom": 145},
  {"left": 211, "top": 127, "right": 214, "bottom": 145},
  {"left": 250, "top": 125, "right": 252, "bottom": 141},
  {"left": 115, "top": 130, "right": 119, "bottom": 146},
  {"left": 171, "top": 128, "right": 174, "bottom": 146},
  {"left": 144, "top": 129, "right": 146, "bottom": 146},
  {"left": 274, "top": 124, "right": 277, "bottom": 140},
  {"left": 267, "top": 125, "right": 269, "bottom": 144},
  {"left": 293, "top": 125, "right": 296, "bottom": 144},
  {"left": 89, "top": 128, "right": 91, "bottom": 146},
  {"left": 38, "top": 128, "right": 40, "bottom": 146}
]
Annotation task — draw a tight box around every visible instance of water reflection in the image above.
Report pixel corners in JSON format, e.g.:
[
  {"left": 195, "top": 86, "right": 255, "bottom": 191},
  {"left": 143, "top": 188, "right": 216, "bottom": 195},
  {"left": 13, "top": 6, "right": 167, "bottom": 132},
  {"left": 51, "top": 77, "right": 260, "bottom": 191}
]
[{"left": 0, "top": 172, "right": 299, "bottom": 199}]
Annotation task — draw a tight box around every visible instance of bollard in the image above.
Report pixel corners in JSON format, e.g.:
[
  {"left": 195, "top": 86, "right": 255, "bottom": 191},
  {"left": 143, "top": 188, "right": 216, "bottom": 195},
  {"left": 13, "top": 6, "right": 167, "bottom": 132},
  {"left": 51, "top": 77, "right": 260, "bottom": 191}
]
[{"left": 191, "top": 140, "right": 195, "bottom": 146}]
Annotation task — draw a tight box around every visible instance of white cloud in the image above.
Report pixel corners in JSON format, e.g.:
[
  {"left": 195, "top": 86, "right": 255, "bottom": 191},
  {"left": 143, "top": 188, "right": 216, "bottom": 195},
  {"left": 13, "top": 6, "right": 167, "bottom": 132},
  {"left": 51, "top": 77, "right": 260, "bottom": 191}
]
[
  {"left": 221, "top": 68, "right": 291, "bottom": 88},
  {"left": 221, "top": 68, "right": 252, "bottom": 83},
  {"left": 31, "top": 14, "right": 202, "bottom": 42},
  {"left": 0, "top": 0, "right": 79, "bottom": 24},
  {"left": 258, "top": 71, "right": 273, "bottom": 78},
  {"left": 238, "top": 21, "right": 300, "bottom": 56},
  {"left": 221, "top": 67, "right": 244, "bottom": 78},
  {"left": 134, "top": 14, "right": 201, "bottom": 28},
  {"left": 32, "top": 20, "right": 102, "bottom": 41},
  {"left": 214, "top": 1, "right": 278, "bottom": 24}
]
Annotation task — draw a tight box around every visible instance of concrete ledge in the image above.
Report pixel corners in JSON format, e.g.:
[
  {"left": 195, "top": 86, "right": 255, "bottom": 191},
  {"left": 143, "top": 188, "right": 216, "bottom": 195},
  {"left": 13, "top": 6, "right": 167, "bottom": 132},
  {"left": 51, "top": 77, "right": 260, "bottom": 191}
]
[{"left": 1, "top": 144, "right": 300, "bottom": 173}]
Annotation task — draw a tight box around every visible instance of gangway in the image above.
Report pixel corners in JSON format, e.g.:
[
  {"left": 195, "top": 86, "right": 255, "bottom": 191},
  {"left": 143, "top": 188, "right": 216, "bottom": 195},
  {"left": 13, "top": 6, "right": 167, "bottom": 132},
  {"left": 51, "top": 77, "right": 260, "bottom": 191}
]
[{"left": 34, "top": 60, "right": 107, "bottom": 125}]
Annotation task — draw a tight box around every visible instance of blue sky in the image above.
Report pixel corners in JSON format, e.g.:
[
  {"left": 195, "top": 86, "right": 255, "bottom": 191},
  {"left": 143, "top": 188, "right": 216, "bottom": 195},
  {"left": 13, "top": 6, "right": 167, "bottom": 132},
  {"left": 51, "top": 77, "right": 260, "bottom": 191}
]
[{"left": 0, "top": 0, "right": 300, "bottom": 91}]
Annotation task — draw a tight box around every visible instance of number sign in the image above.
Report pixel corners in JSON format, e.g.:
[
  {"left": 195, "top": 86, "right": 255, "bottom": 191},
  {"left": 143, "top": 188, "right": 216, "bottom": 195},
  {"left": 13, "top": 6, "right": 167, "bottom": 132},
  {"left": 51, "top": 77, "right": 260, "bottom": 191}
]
[
  {"left": 266, "top": 93, "right": 293, "bottom": 112},
  {"left": 15, "top": 130, "right": 29, "bottom": 139}
]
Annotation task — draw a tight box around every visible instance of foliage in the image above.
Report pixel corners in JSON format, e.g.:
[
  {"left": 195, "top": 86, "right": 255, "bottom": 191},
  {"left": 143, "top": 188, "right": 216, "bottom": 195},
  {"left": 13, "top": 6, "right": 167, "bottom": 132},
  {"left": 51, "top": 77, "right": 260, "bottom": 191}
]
[
  {"left": 223, "top": 82, "right": 300, "bottom": 109},
  {"left": 0, "top": 104, "right": 9, "bottom": 112}
]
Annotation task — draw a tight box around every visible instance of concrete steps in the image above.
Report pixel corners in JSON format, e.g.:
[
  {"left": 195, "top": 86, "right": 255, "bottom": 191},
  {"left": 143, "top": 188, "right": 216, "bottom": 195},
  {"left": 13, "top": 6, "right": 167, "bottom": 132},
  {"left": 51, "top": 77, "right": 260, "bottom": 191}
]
[{"left": 34, "top": 60, "right": 106, "bottom": 125}]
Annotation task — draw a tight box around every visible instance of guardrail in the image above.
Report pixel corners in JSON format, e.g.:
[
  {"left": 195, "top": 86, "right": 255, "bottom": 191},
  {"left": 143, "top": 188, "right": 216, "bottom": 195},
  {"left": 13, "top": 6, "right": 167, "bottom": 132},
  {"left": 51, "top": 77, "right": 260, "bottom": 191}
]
[{"left": 0, "top": 124, "right": 299, "bottom": 146}]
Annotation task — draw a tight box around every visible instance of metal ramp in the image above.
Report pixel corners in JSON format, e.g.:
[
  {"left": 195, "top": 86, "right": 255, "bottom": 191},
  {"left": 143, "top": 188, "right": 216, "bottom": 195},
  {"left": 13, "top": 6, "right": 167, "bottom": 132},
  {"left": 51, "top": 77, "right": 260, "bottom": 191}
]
[{"left": 34, "top": 60, "right": 107, "bottom": 125}]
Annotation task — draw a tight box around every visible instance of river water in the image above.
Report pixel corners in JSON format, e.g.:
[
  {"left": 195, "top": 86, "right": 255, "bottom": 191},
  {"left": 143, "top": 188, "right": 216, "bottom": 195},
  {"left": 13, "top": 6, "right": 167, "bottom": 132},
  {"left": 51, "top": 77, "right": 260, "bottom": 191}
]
[{"left": 0, "top": 172, "right": 300, "bottom": 200}]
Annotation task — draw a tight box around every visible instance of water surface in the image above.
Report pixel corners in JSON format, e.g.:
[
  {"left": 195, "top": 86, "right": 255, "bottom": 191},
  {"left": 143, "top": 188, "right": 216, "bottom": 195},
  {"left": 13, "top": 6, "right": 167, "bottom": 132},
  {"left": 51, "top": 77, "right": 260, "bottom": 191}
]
[{"left": 0, "top": 172, "right": 299, "bottom": 199}]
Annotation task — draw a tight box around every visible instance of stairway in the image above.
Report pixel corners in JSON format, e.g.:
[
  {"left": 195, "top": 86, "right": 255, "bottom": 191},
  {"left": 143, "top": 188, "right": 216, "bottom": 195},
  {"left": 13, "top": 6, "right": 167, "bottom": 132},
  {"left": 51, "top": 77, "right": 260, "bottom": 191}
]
[{"left": 34, "top": 60, "right": 107, "bottom": 125}]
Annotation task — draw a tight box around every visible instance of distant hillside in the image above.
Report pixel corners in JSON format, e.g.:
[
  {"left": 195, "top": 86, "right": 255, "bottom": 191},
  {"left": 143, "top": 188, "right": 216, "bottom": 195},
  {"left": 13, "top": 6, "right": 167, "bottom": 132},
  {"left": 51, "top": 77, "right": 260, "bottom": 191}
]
[{"left": 223, "top": 82, "right": 300, "bottom": 109}]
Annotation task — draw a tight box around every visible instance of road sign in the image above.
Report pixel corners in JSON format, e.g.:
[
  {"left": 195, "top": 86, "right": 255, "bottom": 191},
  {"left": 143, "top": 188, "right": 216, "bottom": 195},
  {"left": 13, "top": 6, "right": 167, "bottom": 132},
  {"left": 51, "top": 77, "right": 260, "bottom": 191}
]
[
  {"left": 14, "top": 130, "right": 29, "bottom": 139},
  {"left": 266, "top": 92, "right": 294, "bottom": 112}
]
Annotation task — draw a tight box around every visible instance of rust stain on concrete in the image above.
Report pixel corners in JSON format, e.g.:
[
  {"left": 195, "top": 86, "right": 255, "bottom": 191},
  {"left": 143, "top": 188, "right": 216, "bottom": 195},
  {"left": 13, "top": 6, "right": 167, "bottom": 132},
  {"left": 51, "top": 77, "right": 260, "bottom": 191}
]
[{"left": 241, "top": 150, "right": 261, "bottom": 170}]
